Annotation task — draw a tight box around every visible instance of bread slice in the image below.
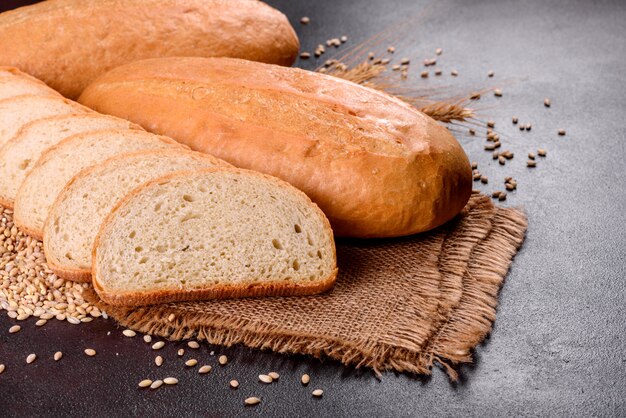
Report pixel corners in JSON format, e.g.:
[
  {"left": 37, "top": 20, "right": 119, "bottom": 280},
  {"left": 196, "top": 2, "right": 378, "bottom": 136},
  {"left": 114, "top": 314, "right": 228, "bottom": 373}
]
[
  {"left": 43, "top": 150, "right": 231, "bottom": 282},
  {"left": 0, "top": 114, "right": 143, "bottom": 208},
  {"left": 0, "top": 95, "right": 90, "bottom": 148},
  {"left": 14, "top": 130, "right": 183, "bottom": 239},
  {"left": 92, "top": 168, "right": 337, "bottom": 306},
  {"left": 0, "top": 67, "right": 59, "bottom": 100}
]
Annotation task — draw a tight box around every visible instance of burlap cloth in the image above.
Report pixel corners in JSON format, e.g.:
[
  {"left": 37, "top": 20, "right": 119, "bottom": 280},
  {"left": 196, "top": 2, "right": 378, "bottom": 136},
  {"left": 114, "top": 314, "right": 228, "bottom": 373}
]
[{"left": 86, "top": 192, "right": 527, "bottom": 380}]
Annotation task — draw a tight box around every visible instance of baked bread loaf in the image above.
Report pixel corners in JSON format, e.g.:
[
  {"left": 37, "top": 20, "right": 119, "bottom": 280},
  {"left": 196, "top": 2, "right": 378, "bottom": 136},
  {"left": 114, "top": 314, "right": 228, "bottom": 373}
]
[
  {"left": 0, "top": 114, "right": 142, "bottom": 208},
  {"left": 92, "top": 169, "right": 337, "bottom": 306},
  {"left": 0, "top": 95, "right": 89, "bottom": 148},
  {"left": 44, "top": 150, "right": 231, "bottom": 282},
  {"left": 0, "top": 0, "right": 299, "bottom": 99},
  {"left": 14, "top": 130, "right": 183, "bottom": 239},
  {"left": 80, "top": 57, "right": 473, "bottom": 238},
  {"left": 0, "top": 67, "right": 60, "bottom": 100}
]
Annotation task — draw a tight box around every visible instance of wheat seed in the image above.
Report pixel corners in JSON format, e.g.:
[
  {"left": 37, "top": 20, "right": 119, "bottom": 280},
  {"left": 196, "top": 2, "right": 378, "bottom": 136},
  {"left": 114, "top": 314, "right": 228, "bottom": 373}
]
[
  {"left": 269, "top": 372, "right": 280, "bottom": 380},
  {"left": 558, "top": 129, "right": 566, "bottom": 136},
  {"left": 471, "top": 162, "right": 478, "bottom": 169},
  {"left": 506, "top": 183, "right": 516, "bottom": 191},
  {"left": 54, "top": 351, "right": 63, "bottom": 361},
  {"left": 498, "top": 192, "right": 507, "bottom": 201},
  {"left": 420, "top": 71, "right": 429, "bottom": 78},
  {"left": 387, "top": 46, "right": 395, "bottom": 53},
  {"left": 26, "top": 353, "right": 36, "bottom": 364},
  {"left": 187, "top": 341, "right": 200, "bottom": 349},
  {"left": 492, "top": 151, "right": 499, "bottom": 160},
  {"left": 400, "top": 58, "right": 410, "bottom": 65},
  {"left": 0, "top": 364, "right": 4, "bottom": 374},
  {"left": 436, "top": 47, "right": 443, "bottom": 55},
  {"left": 473, "top": 173, "right": 482, "bottom": 181},
  {"left": 139, "top": 379, "right": 152, "bottom": 388},
  {"left": 340, "top": 35, "right": 348, "bottom": 43},
  {"left": 494, "top": 89, "right": 503, "bottom": 97},
  {"left": 512, "top": 116, "right": 518, "bottom": 124},
  {"left": 9, "top": 325, "right": 20, "bottom": 333},
  {"left": 526, "top": 124, "right": 532, "bottom": 131},
  {"left": 499, "top": 156, "right": 506, "bottom": 165},
  {"left": 470, "top": 92, "right": 481, "bottom": 100},
  {"left": 185, "top": 359, "right": 198, "bottom": 367},
  {"left": 300, "top": 17, "right": 310, "bottom": 24},
  {"left": 451, "top": 70, "right": 458, "bottom": 76},
  {"left": 312, "top": 389, "right": 324, "bottom": 397},
  {"left": 481, "top": 176, "right": 489, "bottom": 184},
  {"left": 152, "top": 341, "right": 165, "bottom": 350},
  {"left": 150, "top": 380, "right": 163, "bottom": 389},
  {"left": 527, "top": 160, "right": 537, "bottom": 167},
  {"left": 434, "top": 69, "right": 442, "bottom": 76},
  {"left": 488, "top": 70, "right": 494, "bottom": 77},
  {"left": 143, "top": 335, "right": 152, "bottom": 343},
  {"left": 230, "top": 379, "right": 239, "bottom": 388},
  {"left": 199, "top": 365, "right": 212, "bottom": 374},
  {"left": 259, "top": 374, "right": 273, "bottom": 384},
  {"left": 528, "top": 152, "right": 536, "bottom": 160},
  {"left": 245, "top": 397, "right": 260, "bottom": 406},
  {"left": 544, "top": 98, "right": 551, "bottom": 107},
  {"left": 469, "top": 129, "right": 476, "bottom": 135},
  {"left": 177, "top": 349, "right": 185, "bottom": 357},
  {"left": 218, "top": 355, "right": 228, "bottom": 365},
  {"left": 35, "top": 319, "right": 46, "bottom": 326},
  {"left": 85, "top": 348, "right": 96, "bottom": 357},
  {"left": 122, "top": 329, "right": 136, "bottom": 337},
  {"left": 164, "top": 377, "right": 178, "bottom": 385},
  {"left": 299, "top": 52, "right": 311, "bottom": 59},
  {"left": 487, "top": 120, "right": 495, "bottom": 128},
  {"left": 67, "top": 316, "right": 80, "bottom": 325},
  {"left": 301, "top": 374, "right": 310, "bottom": 385},
  {"left": 492, "top": 191, "right": 502, "bottom": 199},
  {"left": 155, "top": 356, "right": 163, "bottom": 367},
  {"left": 538, "top": 148, "right": 547, "bottom": 156}
]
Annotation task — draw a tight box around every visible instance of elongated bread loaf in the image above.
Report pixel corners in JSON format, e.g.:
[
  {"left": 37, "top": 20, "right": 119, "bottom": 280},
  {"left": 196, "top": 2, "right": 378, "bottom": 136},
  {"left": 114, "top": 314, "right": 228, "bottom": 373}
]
[
  {"left": 92, "top": 169, "right": 337, "bottom": 306},
  {"left": 0, "top": 114, "right": 142, "bottom": 208},
  {"left": 0, "top": 67, "right": 60, "bottom": 100},
  {"left": 14, "top": 130, "right": 183, "bottom": 239},
  {"left": 80, "top": 57, "right": 473, "bottom": 238},
  {"left": 0, "top": 95, "right": 90, "bottom": 148},
  {"left": 44, "top": 150, "right": 231, "bottom": 282},
  {"left": 0, "top": 0, "right": 299, "bottom": 99}
]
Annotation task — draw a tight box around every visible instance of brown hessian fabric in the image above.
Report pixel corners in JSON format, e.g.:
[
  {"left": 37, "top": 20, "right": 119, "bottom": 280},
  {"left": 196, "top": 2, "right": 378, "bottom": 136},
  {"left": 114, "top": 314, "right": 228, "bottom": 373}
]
[{"left": 85, "top": 192, "right": 527, "bottom": 380}]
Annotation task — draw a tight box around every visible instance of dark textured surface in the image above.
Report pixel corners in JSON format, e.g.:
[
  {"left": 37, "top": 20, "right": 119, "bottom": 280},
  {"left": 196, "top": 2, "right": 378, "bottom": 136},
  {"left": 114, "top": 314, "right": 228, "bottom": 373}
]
[{"left": 1, "top": 0, "right": 625, "bottom": 416}]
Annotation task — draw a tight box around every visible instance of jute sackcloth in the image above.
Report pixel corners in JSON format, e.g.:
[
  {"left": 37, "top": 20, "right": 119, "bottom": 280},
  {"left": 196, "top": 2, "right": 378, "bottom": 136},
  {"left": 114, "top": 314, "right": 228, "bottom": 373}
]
[{"left": 86, "top": 192, "right": 527, "bottom": 380}]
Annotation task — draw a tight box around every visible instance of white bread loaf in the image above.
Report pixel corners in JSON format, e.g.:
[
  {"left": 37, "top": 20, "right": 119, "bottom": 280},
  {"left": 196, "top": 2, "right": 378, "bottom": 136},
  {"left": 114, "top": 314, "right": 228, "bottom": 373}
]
[
  {"left": 0, "top": 0, "right": 299, "bottom": 99},
  {"left": 0, "top": 95, "right": 90, "bottom": 148},
  {"left": 92, "top": 169, "right": 337, "bottom": 306},
  {"left": 44, "top": 150, "right": 231, "bottom": 282},
  {"left": 79, "top": 57, "right": 473, "bottom": 238},
  {"left": 0, "top": 67, "right": 60, "bottom": 100},
  {"left": 0, "top": 114, "right": 142, "bottom": 208},
  {"left": 14, "top": 130, "right": 183, "bottom": 239}
]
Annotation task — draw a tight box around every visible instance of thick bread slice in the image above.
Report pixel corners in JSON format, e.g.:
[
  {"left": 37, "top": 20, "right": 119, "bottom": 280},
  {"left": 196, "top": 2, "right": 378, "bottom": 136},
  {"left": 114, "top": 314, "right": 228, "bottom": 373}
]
[
  {"left": 0, "top": 94, "right": 90, "bottom": 148},
  {"left": 14, "top": 130, "right": 183, "bottom": 239},
  {"left": 92, "top": 168, "right": 337, "bottom": 306},
  {"left": 44, "top": 149, "right": 231, "bottom": 282},
  {"left": 0, "top": 67, "right": 59, "bottom": 100},
  {"left": 0, "top": 114, "right": 143, "bottom": 208}
]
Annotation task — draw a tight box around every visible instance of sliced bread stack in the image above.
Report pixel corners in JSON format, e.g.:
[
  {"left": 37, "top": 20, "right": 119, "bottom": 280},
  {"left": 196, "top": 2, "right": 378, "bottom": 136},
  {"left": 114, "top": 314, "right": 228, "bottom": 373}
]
[
  {"left": 0, "top": 67, "right": 61, "bottom": 100},
  {"left": 92, "top": 169, "right": 337, "bottom": 306},
  {"left": 0, "top": 114, "right": 143, "bottom": 208},
  {"left": 43, "top": 149, "right": 231, "bottom": 282},
  {"left": 0, "top": 69, "right": 337, "bottom": 304},
  {"left": 14, "top": 130, "right": 184, "bottom": 239}
]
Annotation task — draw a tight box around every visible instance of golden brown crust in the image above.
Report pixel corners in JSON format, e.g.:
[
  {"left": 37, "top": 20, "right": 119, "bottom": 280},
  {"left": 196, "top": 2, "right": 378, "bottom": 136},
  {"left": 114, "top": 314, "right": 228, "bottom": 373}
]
[
  {"left": 0, "top": 0, "right": 299, "bottom": 99},
  {"left": 79, "top": 57, "right": 472, "bottom": 238},
  {"left": 92, "top": 168, "right": 338, "bottom": 306},
  {"left": 43, "top": 149, "right": 232, "bottom": 282}
]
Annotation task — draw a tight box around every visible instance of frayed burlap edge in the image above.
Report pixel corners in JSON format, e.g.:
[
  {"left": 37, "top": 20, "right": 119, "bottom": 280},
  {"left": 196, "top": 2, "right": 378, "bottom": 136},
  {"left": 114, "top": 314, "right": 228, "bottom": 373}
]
[{"left": 85, "top": 197, "right": 527, "bottom": 381}]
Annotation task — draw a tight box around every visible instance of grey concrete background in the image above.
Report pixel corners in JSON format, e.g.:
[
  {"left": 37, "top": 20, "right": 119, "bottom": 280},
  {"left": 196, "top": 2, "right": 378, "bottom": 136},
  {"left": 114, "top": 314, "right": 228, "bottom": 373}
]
[{"left": 0, "top": 0, "right": 625, "bottom": 416}]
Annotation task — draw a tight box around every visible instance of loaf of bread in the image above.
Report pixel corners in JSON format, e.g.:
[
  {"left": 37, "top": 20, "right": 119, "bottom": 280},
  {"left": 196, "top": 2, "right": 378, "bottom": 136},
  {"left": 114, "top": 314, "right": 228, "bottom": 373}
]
[
  {"left": 44, "top": 150, "right": 230, "bottom": 282},
  {"left": 0, "top": 95, "right": 90, "bottom": 148},
  {"left": 0, "top": 114, "right": 142, "bottom": 208},
  {"left": 0, "top": 67, "right": 60, "bottom": 100},
  {"left": 14, "top": 130, "right": 183, "bottom": 239},
  {"left": 92, "top": 169, "right": 337, "bottom": 306},
  {"left": 80, "top": 57, "right": 473, "bottom": 238},
  {"left": 0, "top": 0, "right": 299, "bottom": 99}
]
